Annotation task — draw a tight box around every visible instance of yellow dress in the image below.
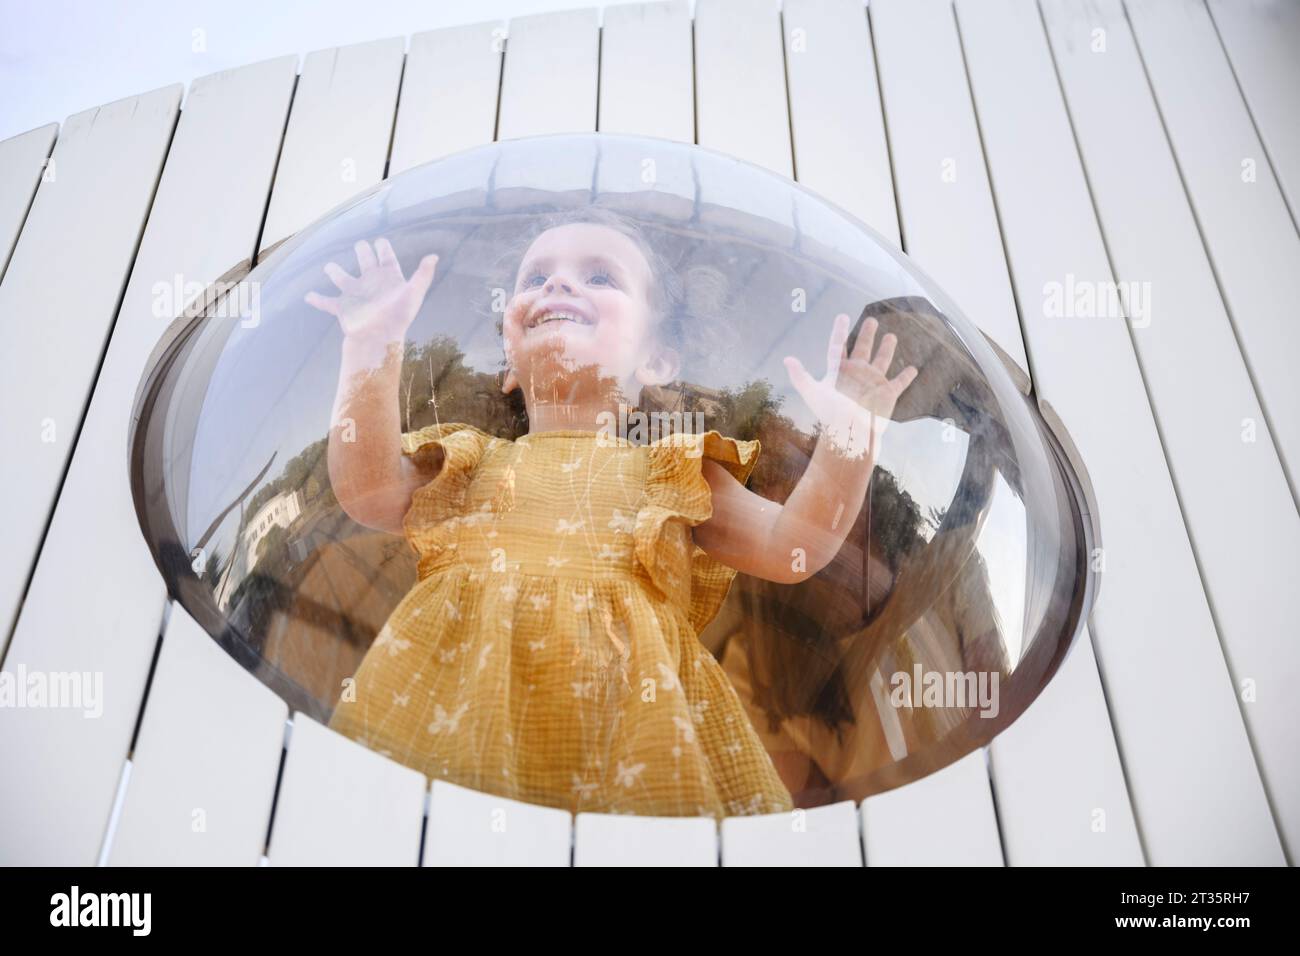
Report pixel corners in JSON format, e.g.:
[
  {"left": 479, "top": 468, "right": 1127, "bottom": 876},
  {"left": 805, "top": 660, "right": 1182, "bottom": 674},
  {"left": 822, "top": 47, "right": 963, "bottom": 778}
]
[{"left": 328, "top": 423, "right": 794, "bottom": 818}]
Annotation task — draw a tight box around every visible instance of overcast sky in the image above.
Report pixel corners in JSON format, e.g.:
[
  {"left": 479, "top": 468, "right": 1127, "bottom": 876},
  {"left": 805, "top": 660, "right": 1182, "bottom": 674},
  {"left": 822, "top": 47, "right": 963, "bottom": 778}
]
[{"left": 0, "top": 0, "right": 622, "bottom": 142}]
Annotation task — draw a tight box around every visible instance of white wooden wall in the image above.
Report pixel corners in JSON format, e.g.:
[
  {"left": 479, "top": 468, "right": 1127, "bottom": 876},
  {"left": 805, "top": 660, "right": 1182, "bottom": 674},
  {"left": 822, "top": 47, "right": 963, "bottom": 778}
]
[{"left": 0, "top": 0, "right": 1294, "bottom": 867}]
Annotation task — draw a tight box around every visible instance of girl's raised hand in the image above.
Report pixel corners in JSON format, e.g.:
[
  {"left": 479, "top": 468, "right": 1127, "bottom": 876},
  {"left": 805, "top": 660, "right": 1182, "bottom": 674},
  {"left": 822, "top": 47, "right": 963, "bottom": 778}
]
[
  {"left": 304, "top": 237, "right": 438, "bottom": 341},
  {"left": 783, "top": 313, "right": 919, "bottom": 460}
]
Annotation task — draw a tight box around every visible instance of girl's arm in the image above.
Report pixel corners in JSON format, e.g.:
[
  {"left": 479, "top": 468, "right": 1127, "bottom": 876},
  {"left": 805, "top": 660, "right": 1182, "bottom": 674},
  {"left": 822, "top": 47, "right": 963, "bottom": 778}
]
[
  {"left": 326, "top": 331, "right": 427, "bottom": 534},
  {"left": 695, "top": 436, "right": 877, "bottom": 584},
  {"left": 306, "top": 238, "right": 439, "bottom": 535},
  {"left": 693, "top": 313, "right": 918, "bottom": 584}
]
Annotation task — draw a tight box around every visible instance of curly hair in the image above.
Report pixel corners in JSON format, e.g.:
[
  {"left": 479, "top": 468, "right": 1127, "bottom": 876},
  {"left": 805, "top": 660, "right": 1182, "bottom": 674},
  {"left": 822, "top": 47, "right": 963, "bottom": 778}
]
[{"left": 490, "top": 206, "right": 741, "bottom": 385}]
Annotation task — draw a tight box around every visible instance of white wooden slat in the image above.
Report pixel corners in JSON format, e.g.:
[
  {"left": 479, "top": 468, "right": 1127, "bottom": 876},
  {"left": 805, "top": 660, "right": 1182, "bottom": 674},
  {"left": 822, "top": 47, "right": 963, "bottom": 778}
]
[
  {"left": 0, "top": 86, "right": 180, "bottom": 646},
  {"left": 266, "top": 714, "right": 426, "bottom": 866},
  {"left": 211, "top": 43, "right": 437, "bottom": 862},
  {"left": 783, "top": 0, "right": 899, "bottom": 244},
  {"left": 424, "top": 781, "right": 572, "bottom": 866},
  {"left": 955, "top": 0, "right": 1283, "bottom": 865},
  {"left": 861, "top": 750, "right": 1003, "bottom": 865},
  {"left": 692, "top": 0, "right": 869, "bottom": 866},
  {"left": 869, "top": 0, "right": 1030, "bottom": 377},
  {"left": 721, "top": 801, "right": 862, "bottom": 866},
  {"left": 693, "top": 0, "right": 796, "bottom": 239},
  {"left": 593, "top": 1, "right": 697, "bottom": 205},
  {"left": 694, "top": 0, "right": 793, "bottom": 179},
  {"left": 258, "top": 38, "right": 405, "bottom": 257},
  {"left": 598, "top": 1, "right": 694, "bottom": 143},
  {"left": 573, "top": 813, "right": 717, "bottom": 866},
  {"left": 989, "top": 624, "right": 1144, "bottom": 865},
  {"left": 0, "top": 58, "right": 297, "bottom": 867},
  {"left": 107, "top": 608, "right": 287, "bottom": 865},
  {"left": 1125, "top": 0, "right": 1300, "bottom": 503},
  {"left": 1044, "top": 0, "right": 1300, "bottom": 864},
  {"left": 389, "top": 21, "right": 505, "bottom": 176},
  {"left": 399, "top": 7, "right": 603, "bottom": 869},
  {"left": 871, "top": 0, "right": 1133, "bottom": 865},
  {"left": 496, "top": 9, "right": 600, "bottom": 141},
  {"left": 1207, "top": 0, "right": 1300, "bottom": 228},
  {"left": 255, "top": 29, "right": 508, "bottom": 863},
  {"left": 0, "top": 123, "right": 57, "bottom": 281},
  {"left": 693, "top": 0, "right": 872, "bottom": 869},
  {"left": 773, "top": 0, "right": 1010, "bottom": 865},
  {"left": 585, "top": 6, "right": 740, "bottom": 864},
  {"left": 488, "top": 12, "right": 600, "bottom": 216}
]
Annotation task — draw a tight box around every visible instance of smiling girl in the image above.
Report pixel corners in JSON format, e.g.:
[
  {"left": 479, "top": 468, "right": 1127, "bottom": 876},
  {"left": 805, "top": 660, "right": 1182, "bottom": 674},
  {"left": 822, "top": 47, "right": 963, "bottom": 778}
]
[{"left": 307, "top": 209, "right": 917, "bottom": 817}]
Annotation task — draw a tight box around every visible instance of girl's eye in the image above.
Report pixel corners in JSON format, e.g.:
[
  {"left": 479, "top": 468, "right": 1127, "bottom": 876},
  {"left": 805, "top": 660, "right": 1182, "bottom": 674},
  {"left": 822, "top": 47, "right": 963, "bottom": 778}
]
[{"left": 519, "top": 268, "right": 615, "bottom": 289}]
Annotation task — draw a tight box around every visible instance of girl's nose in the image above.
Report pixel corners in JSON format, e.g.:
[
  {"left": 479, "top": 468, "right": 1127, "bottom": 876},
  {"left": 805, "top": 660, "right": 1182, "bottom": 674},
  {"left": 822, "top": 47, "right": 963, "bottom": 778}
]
[{"left": 544, "top": 273, "right": 575, "bottom": 295}]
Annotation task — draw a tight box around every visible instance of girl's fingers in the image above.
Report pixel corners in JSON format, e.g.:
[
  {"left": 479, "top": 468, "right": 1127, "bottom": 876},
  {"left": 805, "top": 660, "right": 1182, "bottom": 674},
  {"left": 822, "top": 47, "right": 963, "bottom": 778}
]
[
  {"left": 323, "top": 261, "right": 355, "bottom": 292},
  {"left": 375, "top": 237, "right": 400, "bottom": 273},
  {"left": 872, "top": 332, "right": 898, "bottom": 374},
  {"left": 403, "top": 254, "right": 440, "bottom": 311},
  {"left": 354, "top": 239, "right": 378, "bottom": 273},
  {"left": 303, "top": 290, "right": 339, "bottom": 316},
  {"left": 825, "top": 313, "right": 850, "bottom": 383},
  {"left": 410, "top": 254, "right": 439, "bottom": 293},
  {"left": 783, "top": 355, "right": 817, "bottom": 403},
  {"left": 850, "top": 316, "right": 879, "bottom": 362},
  {"left": 889, "top": 365, "right": 919, "bottom": 397}
]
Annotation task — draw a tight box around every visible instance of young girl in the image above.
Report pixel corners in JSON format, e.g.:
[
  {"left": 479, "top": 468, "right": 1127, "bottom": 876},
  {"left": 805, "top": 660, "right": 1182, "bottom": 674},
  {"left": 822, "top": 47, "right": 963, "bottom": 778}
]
[{"left": 307, "top": 209, "right": 918, "bottom": 818}]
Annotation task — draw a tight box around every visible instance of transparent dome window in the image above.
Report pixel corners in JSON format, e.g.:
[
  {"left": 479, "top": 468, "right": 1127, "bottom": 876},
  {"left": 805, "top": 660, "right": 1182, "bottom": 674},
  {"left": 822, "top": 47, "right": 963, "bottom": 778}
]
[{"left": 130, "top": 133, "right": 1097, "bottom": 817}]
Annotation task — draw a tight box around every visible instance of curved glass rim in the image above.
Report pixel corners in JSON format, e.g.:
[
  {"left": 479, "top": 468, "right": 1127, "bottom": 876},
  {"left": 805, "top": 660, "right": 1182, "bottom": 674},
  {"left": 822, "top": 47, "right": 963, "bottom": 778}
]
[{"left": 126, "top": 130, "right": 1102, "bottom": 798}]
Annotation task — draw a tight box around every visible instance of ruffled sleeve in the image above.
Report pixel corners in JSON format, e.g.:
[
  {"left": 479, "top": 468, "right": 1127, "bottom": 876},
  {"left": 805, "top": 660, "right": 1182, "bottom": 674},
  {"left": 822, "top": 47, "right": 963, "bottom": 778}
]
[
  {"left": 634, "top": 430, "right": 761, "bottom": 633},
  {"left": 399, "top": 422, "right": 494, "bottom": 559}
]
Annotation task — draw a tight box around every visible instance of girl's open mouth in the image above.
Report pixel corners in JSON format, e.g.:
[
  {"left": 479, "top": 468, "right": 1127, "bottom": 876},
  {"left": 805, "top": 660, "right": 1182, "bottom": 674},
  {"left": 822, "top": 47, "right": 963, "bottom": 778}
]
[{"left": 527, "top": 309, "right": 595, "bottom": 330}]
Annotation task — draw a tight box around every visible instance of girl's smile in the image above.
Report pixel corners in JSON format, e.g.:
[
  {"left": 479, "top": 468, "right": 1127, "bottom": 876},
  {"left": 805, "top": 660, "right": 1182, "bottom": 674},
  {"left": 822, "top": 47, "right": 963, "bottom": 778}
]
[
  {"left": 524, "top": 300, "right": 596, "bottom": 330},
  {"left": 501, "top": 222, "right": 679, "bottom": 409}
]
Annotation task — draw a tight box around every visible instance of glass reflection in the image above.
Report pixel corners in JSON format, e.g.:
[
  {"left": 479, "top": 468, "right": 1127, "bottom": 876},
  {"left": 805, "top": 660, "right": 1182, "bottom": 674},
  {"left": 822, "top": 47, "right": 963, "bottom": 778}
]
[{"left": 130, "top": 133, "right": 1095, "bottom": 818}]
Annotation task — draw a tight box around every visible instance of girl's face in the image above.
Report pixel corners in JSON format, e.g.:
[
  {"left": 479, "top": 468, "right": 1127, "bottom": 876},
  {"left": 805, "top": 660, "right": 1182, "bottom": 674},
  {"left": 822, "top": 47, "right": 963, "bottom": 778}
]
[{"left": 501, "top": 223, "right": 678, "bottom": 402}]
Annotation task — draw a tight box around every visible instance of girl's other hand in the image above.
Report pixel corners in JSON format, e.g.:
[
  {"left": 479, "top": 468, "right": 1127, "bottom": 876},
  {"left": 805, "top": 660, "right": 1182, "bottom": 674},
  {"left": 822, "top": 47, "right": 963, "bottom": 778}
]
[
  {"left": 304, "top": 237, "right": 438, "bottom": 341},
  {"left": 783, "top": 313, "right": 918, "bottom": 460}
]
